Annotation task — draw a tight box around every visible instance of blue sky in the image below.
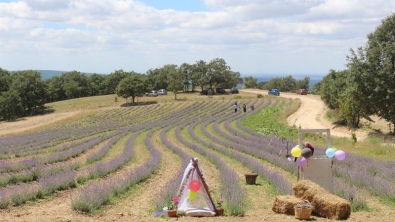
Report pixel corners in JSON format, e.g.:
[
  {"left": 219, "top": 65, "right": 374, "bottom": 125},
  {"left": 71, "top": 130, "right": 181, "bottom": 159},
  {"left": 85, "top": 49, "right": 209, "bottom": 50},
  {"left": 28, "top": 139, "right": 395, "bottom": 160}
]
[
  {"left": 1, "top": 0, "right": 395, "bottom": 77},
  {"left": 140, "top": 0, "right": 208, "bottom": 11}
]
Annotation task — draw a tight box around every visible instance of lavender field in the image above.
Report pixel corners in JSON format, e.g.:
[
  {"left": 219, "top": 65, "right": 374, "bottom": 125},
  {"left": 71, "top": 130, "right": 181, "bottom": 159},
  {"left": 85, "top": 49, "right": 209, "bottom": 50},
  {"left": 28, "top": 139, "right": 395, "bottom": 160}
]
[{"left": 0, "top": 94, "right": 394, "bottom": 222}]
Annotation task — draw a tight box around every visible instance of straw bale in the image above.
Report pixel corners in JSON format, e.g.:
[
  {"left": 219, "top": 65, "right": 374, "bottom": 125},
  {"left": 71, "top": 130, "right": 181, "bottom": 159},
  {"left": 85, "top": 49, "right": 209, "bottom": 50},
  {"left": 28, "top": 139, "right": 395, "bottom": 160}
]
[
  {"left": 293, "top": 180, "right": 351, "bottom": 220},
  {"left": 272, "top": 195, "right": 306, "bottom": 215}
]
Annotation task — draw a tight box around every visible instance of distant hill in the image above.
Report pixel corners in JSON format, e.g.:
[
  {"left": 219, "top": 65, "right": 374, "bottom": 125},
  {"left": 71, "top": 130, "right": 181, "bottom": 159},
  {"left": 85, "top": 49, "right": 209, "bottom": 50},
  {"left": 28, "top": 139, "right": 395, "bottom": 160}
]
[
  {"left": 17, "top": 70, "right": 107, "bottom": 80},
  {"left": 37, "top": 70, "right": 66, "bottom": 80}
]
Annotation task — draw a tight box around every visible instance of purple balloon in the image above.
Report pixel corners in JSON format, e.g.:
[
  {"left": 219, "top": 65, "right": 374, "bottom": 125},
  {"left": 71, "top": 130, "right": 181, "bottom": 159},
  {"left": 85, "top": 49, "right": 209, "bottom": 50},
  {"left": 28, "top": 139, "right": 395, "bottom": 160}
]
[
  {"left": 334, "top": 150, "right": 346, "bottom": 161},
  {"left": 296, "top": 157, "right": 307, "bottom": 167}
]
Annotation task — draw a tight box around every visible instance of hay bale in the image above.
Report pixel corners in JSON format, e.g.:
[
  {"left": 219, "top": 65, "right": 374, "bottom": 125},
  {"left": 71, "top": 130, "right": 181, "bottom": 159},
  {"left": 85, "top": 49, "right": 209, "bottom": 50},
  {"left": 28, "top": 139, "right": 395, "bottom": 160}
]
[
  {"left": 293, "top": 180, "right": 351, "bottom": 220},
  {"left": 272, "top": 195, "right": 306, "bottom": 215}
]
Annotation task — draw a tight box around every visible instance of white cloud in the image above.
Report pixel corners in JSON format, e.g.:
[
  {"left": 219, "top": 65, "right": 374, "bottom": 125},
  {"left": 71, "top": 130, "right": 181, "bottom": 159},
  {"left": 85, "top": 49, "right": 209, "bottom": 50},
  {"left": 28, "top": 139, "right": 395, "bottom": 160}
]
[{"left": 0, "top": 0, "right": 394, "bottom": 75}]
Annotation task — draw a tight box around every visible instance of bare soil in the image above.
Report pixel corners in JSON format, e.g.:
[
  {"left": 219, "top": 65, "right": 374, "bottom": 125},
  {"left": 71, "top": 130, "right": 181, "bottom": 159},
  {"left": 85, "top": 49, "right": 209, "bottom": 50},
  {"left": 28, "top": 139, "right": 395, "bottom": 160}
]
[{"left": 0, "top": 92, "right": 394, "bottom": 222}]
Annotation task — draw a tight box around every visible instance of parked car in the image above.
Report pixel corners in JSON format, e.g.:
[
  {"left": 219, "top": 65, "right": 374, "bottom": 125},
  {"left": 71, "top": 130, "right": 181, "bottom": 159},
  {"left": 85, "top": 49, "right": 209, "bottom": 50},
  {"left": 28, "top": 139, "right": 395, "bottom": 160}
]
[
  {"left": 145, "top": 90, "right": 158, "bottom": 97},
  {"left": 216, "top": 86, "right": 225, "bottom": 94},
  {"left": 157, "top": 89, "right": 167, "bottom": 95},
  {"left": 230, "top": 87, "right": 239, "bottom": 94},
  {"left": 200, "top": 88, "right": 215, "bottom": 95},
  {"left": 268, "top": 88, "right": 280, "bottom": 96},
  {"left": 296, "top": 89, "right": 307, "bottom": 95}
]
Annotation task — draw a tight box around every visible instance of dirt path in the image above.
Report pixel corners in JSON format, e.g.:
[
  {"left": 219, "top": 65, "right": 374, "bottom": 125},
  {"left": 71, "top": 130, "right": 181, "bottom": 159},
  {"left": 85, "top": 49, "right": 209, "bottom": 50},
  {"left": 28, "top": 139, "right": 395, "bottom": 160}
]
[{"left": 241, "top": 89, "right": 368, "bottom": 140}]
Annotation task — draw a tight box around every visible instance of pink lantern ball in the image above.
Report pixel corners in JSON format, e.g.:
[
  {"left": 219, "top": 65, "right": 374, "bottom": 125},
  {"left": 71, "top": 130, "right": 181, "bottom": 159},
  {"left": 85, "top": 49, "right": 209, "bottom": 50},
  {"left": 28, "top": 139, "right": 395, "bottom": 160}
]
[
  {"left": 296, "top": 157, "right": 307, "bottom": 167},
  {"left": 334, "top": 150, "right": 346, "bottom": 161},
  {"left": 189, "top": 180, "right": 201, "bottom": 192}
]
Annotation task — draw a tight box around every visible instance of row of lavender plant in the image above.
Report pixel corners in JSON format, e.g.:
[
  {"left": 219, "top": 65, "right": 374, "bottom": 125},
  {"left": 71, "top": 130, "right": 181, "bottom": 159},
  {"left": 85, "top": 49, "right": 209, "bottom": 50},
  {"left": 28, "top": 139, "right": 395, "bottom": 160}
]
[
  {"left": 71, "top": 129, "right": 162, "bottom": 212},
  {"left": 188, "top": 101, "right": 293, "bottom": 195},
  {"left": 232, "top": 110, "right": 395, "bottom": 203},
  {"left": 163, "top": 100, "right": 250, "bottom": 215},
  {"left": 0, "top": 101, "right": 168, "bottom": 157},
  {"left": 220, "top": 99, "right": 365, "bottom": 206},
  {"left": 0, "top": 131, "right": 120, "bottom": 173},
  {"left": 0, "top": 102, "right": 177, "bottom": 163},
  {"left": 0, "top": 127, "right": 143, "bottom": 208},
  {"left": 0, "top": 99, "right": 256, "bottom": 209},
  {"left": 0, "top": 130, "right": 127, "bottom": 188},
  {"left": 175, "top": 122, "right": 246, "bottom": 216},
  {"left": 76, "top": 130, "right": 139, "bottom": 183},
  {"left": 155, "top": 124, "right": 193, "bottom": 211},
  {"left": 2, "top": 102, "right": 204, "bottom": 206},
  {"left": 154, "top": 100, "right": 233, "bottom": 211},
  {"left": 219, "top": 100, "right": 371, "bottom": 207}
]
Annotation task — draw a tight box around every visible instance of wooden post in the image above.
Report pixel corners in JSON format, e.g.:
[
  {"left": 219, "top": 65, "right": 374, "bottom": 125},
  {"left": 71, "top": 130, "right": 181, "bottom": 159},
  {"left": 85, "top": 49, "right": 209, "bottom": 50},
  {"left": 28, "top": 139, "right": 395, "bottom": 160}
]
[{"left": 192, "top": 158, "right": 216, "bottom": 209}]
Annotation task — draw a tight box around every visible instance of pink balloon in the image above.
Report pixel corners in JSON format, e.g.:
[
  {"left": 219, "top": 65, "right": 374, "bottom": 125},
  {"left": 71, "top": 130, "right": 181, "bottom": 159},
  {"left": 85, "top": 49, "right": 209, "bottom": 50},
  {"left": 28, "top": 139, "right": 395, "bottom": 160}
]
[
  {"left": 296, "top": 157, "right": 307, "bottom": 167},
  {"left": 189, "top": 180, "right": 201, "bottom": 192},
  {"left": 334, "top": 150, "right": 346, "bottom": 161}
]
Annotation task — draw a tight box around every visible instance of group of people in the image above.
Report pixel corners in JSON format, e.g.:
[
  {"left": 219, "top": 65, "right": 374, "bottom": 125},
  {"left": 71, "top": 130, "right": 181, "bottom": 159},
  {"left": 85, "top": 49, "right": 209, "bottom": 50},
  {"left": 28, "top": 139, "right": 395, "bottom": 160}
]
[{"left": 233, "top": 102, "right": 254, "bottom": 113}]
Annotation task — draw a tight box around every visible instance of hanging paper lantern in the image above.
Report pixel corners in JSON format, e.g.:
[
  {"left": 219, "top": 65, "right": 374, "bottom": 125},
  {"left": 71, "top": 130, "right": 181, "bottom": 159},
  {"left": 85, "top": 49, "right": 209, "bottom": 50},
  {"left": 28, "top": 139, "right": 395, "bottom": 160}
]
[
  {"left": 334, "top": 150, "right": 346, "bottom": 161},
  {"left": 291, "top": 146, "right": 302, "bottom": 157},
  {"left": 296, "top": 157, "right": 307, "bottom": 167},
  {"left": 189, "top": 180, "right": 201, "bottom": 192},
  {"left": 188, "top": 189, "right": 197, "bottom": 200},
  {"left": 325, "top": 148, "right": 335, "bottom": 158}
]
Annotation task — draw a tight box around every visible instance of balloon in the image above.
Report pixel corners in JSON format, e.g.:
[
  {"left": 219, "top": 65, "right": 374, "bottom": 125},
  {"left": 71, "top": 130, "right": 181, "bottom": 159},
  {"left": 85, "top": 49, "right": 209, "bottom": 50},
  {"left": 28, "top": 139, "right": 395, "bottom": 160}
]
[
  {"left": 287, "top": 157, "right": 293, "bottom": 162},
  {"left": 291, "top": 146, "right": 302, "bottom": 157},
  {"left": 188, "top": 189, "right": 197, "bottom": 200},
  {"left": 334, "top": 150, "right": 346, "bottom": 161},
  {"left": 296, "top": 157, "right": 307, "bottom": 167},
  {"left": 326, "top": 148, "right": 335, "bottom": 158},
  {"left": 301, "top": 148, "right": 312, "bottom": 158},
  {"left": 303, "top": 142, "right": 313, "bottom": 149},
  {"left": 189, "top": 180, "right": 201, "bottom": 192},
  {"left": 332, "top": 147, "right": 338, "bottom": 151}
]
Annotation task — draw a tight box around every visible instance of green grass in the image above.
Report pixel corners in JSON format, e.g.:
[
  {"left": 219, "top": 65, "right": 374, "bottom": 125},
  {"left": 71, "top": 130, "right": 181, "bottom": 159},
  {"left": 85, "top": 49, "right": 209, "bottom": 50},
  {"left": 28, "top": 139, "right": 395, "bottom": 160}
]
[
  {"left": 241, "top": 96, "right": 395, "bottom": 161},
  {"left": 242, "top": 97, "right": 299, "bottom": 140}
]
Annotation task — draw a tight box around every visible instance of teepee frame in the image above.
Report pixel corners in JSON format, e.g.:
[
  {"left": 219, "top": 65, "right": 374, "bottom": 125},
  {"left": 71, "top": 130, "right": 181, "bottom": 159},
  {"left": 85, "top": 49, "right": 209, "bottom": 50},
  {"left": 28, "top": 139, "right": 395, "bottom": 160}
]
[{"left": 176, "top": 158, "right": 216, "bottom": 210}]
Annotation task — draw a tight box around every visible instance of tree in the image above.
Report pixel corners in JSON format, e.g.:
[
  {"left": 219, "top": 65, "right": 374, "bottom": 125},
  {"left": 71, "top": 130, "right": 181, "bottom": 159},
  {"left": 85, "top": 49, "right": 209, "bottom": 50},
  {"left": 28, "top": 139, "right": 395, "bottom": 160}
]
[
  {"left": 295, "top": 77, "right": 310, "bottom": 91},
  {"left": 88, "top": 73, "right": 106, "bottom": 96},
  {"left": 0, "top": 68, "right": 11, "bottom": 93},
  {"left": 146, "top": 68, "right": 168, "bottom": 91},
  {"left": 161, "top": 65, "right": 183, "bottom": 99},
  {"left": 0, "top": 90, "right": 24, "bottom": 121},
  {"left": 194, "top": 60, "right": 209, "bottom": 91},
  {"left": 223, "top": 71, "right": 243, "bottom": 89},
  {"left": 115, "top": 74, "right": 148, "bottom": 103},
  {"left": 357, "top": 13, "right": 395, "bottom": 130},
  {"left": 60, "top": 71, "right": 90, "bottom": 99},
  {"left": 11, "top": 70, "right": 46, "bottom": 115},
  {"left": 206, "top": 58, "right": 229, "bottom": 89},
  {"left": 179, "top": 63, "right": 194, "bottom": 92},
  {"left": 244, "top": 76, "right": 258, "bottom": 88},
  {"left": 102, "top": 70, "right": 129, "bottom": 95},
  {"left": 320, "top": 69, "right": 347, "bottom": 110},
  {"left": 45, "top": 76, "right": 65, "bottom": 102}
]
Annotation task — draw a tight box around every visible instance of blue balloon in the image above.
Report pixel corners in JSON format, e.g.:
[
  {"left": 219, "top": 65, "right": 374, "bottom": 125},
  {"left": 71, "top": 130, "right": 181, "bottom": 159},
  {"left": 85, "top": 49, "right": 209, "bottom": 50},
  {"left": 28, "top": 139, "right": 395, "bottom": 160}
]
[{"left": 326, "top": 148, "right": 335, "bottom": 158}]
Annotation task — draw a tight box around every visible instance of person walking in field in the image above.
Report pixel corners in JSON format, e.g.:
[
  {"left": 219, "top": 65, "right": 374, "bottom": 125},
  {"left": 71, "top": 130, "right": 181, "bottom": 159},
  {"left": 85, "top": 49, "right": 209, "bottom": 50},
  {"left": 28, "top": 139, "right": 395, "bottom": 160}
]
[
  {"left": 250, "top": 104, "right": 254, "bottom": 111},
  {"left": 234, "top": 103, "right": 238, "bottom": 113},
  {"left": 243, "top": 103, "right": 246, "bottom": 112}
]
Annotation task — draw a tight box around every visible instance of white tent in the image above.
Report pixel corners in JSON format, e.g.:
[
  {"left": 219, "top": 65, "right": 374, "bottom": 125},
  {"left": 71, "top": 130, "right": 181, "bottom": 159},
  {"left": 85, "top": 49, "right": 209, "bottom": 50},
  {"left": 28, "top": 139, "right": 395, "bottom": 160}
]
[{"left": 176, "top": 158, "right": 216, "bottom": 217}]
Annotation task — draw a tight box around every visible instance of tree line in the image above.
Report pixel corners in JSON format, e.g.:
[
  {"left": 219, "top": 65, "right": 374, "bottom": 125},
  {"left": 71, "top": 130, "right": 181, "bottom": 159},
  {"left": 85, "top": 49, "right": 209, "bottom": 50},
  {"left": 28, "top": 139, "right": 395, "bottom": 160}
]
[
  {"left": 243, "top": 75, "right": 311, "bottom": 92},
  {"left": 317, "top": 13, "right": 395, "bottom": 132},
  {"left": 0, "top": 58, "right": 242, "bottom": 121}
]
